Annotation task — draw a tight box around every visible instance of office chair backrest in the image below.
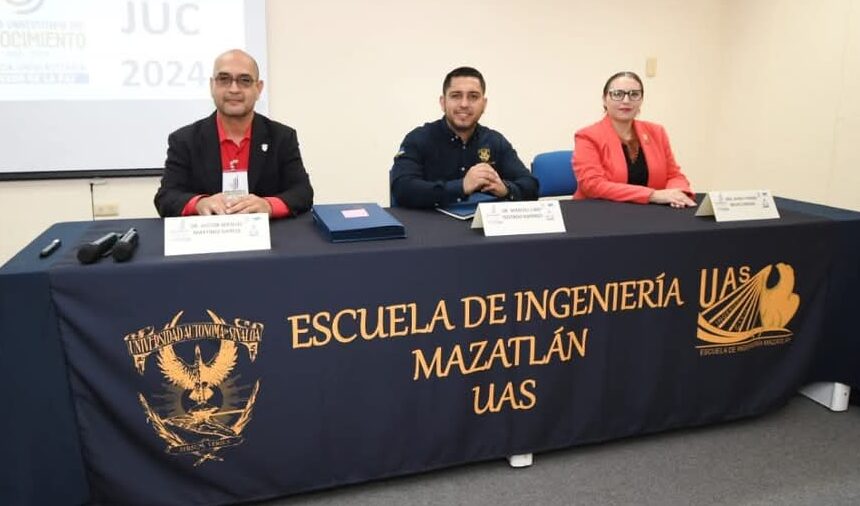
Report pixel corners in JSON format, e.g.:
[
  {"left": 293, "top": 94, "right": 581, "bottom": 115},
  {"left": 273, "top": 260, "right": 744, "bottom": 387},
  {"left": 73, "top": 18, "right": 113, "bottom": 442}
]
[{"left": 531, "top": 150, "right": 577, "bottom": 198}]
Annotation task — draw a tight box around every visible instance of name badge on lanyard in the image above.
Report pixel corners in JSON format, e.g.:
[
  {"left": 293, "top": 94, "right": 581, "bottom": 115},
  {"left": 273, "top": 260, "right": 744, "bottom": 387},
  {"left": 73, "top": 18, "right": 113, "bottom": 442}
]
[{"left": 223, "top": 159, "right": 249, "bottom": 199}]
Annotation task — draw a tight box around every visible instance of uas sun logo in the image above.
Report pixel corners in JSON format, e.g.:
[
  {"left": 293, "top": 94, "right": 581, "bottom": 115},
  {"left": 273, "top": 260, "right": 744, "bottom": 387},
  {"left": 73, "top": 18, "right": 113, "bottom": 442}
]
[
  {"left": 696, "top": 263, "right": 800, "bottom": 353},
  {"left": 124, "top": 310, "right": 263, "bottom": 466}
]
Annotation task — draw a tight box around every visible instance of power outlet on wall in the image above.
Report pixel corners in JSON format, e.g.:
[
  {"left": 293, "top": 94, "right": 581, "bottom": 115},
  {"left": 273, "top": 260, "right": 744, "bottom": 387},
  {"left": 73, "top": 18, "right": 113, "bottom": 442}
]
[{"left": 93, "top": 203, "right": 120, "bottom": 217}]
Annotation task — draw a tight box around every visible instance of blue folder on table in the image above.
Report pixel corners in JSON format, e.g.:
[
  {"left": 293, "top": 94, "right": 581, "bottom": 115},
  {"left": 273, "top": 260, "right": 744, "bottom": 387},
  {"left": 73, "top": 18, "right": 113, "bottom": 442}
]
[
  {"left": 436, "top": 192, "right": 498, "bottom": 220},
  {"left": 311, "top": 203, "right": 406, "bottom": 243}
]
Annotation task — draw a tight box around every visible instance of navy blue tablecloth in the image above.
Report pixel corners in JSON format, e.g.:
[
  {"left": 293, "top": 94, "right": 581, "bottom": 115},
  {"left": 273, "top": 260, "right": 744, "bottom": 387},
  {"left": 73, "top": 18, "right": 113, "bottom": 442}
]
[{"left": 2, "top": 198, "right": 858, "bottom": 505}]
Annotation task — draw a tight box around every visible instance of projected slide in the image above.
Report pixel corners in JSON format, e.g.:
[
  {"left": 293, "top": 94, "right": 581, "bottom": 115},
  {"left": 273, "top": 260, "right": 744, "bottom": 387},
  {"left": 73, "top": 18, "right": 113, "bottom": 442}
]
[
  {"left": 1, "top": 1, "right": 243, "bottom": 100},
  {"left": 0, "top": 0, "right": 267, "bottom": 176}
]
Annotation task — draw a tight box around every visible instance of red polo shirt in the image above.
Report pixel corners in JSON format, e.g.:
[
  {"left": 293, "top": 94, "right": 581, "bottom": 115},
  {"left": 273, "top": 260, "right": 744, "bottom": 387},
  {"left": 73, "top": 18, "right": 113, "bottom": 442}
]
[{"left": 181, "top": 115, "right": 289, "bottom": 218}]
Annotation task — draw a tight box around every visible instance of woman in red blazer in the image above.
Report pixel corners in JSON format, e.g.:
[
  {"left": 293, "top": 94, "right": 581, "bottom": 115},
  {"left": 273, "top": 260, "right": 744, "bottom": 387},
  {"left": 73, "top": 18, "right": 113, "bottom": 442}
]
[{"left": 573, "top": 71, "right": 695, "bottom": 208}]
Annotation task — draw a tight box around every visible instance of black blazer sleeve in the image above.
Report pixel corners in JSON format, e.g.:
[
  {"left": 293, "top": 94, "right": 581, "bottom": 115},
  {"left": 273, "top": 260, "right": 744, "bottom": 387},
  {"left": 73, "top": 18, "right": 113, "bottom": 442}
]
[
  {"left": 154, "top": 124, "right": 204, "bottom": 218},
  {"left": 261, "top": 119, "right": 314, "bottom": 216}
]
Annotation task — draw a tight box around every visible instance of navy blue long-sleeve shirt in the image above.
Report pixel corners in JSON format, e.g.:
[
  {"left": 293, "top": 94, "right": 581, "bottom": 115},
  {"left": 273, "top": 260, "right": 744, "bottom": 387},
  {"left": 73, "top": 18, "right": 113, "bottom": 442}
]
[{"left": 390, "top": 118, "right": 538, "bottom": 208}]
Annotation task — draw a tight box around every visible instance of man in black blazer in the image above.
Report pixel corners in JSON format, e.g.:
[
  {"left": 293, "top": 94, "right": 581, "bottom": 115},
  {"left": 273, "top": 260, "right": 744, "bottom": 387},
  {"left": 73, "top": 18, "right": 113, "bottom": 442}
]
[{"left": 154, "top": 49, "right": 313, "bottom": 218}]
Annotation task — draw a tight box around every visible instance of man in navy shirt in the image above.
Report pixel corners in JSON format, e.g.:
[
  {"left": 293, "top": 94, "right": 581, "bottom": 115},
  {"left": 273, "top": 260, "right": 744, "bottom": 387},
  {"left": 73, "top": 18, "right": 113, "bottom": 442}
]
[{"left": 390, "top": 67, "right": 538, "bottom": 208}]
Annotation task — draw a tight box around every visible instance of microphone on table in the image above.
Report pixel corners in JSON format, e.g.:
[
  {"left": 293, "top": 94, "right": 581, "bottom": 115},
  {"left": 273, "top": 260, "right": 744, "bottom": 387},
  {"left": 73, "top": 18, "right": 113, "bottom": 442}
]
[
  {"left": 112, "top": 227, "right": 139, "bottom": 262},
  {"left": 76, "top": 232, "right": 120, "bottom": 265}
]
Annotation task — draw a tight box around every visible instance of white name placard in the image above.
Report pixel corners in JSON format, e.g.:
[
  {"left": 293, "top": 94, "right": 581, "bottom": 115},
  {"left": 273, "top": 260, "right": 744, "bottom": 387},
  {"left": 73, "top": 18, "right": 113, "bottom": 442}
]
[
  {"left": 164, "top": 213, "right": 271, "bottom": 256},
  {"left": 695, "top": 190, "right": 780, "bottom": 222},
  {"left": 471, "top": 200, "right": 566, "bottom": 237}
]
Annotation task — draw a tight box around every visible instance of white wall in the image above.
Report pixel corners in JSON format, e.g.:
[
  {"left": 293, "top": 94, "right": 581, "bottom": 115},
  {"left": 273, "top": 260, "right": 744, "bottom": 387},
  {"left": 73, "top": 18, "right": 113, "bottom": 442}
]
[
  {"left": 714, "top": 0, "right": 860, "bottom": 210},
  {"left": 2, "top": 0, "right": 857, "bottom": 265},
  {"left": 268, "top": 0, "right": 723, "bottom": 203}
]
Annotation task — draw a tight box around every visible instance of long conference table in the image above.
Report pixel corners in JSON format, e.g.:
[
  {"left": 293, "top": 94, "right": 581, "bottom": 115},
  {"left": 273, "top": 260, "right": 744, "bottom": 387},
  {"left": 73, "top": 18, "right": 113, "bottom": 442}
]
[{"left": 2, "top": 197, "right": 859, "bottom": 505}]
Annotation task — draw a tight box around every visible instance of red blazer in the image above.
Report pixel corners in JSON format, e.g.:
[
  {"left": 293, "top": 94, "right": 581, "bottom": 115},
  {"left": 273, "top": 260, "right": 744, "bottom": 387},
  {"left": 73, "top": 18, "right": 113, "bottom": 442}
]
[{"left": 572, "top": 115, "right": 693, "bottom": 203}]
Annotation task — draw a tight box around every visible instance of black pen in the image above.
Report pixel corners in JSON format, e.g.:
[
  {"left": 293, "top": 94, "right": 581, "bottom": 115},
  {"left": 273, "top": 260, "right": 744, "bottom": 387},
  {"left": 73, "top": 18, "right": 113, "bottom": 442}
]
[{"left": 39, "top": 238, "right": 62, "bottom": 258}]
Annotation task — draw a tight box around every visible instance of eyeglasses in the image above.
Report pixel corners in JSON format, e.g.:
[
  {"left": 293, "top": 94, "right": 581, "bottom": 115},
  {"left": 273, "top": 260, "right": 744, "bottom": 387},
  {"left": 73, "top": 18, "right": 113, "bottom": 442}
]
[
  {"left": 607, "top": 89, "right": 643, "bottom": 101},
  {"left": 213, "top": 73, "right": 257, "bottom": 89}
]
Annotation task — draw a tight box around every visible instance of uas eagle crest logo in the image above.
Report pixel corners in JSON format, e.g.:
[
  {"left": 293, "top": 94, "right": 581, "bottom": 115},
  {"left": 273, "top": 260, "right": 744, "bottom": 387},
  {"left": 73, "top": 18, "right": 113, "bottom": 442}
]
[
  {"left": 697, "top": 263, "right": 800, "bottom": 354},
  {"left": 124, "top": 310, "right": 263, "bottom": 466}
]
